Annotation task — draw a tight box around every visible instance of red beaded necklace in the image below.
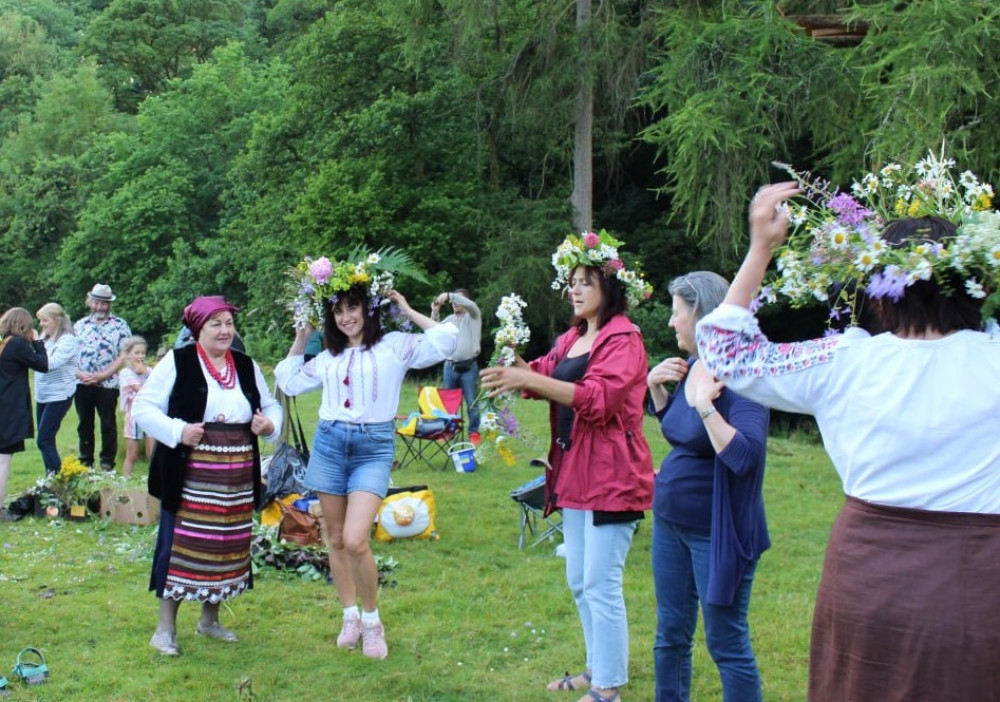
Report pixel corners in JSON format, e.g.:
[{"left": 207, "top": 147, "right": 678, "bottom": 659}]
[{"left": 196, "top": 342, "right": 237, "bottom": 389}]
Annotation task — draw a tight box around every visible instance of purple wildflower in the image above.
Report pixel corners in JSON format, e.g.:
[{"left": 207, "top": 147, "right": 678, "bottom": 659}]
[
  {"left": 498, "top": 407, "right": 520, "bottom": 437},
  {"left": 866, "top": 266, "right": 907, "bottom": 301},
  {"left": 827, "top": 193, "right": 874, "bottom": 227}
]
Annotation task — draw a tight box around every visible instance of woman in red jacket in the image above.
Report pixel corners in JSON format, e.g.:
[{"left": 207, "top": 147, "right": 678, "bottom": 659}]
[{"left": 482, "top": 231, "right": 654, "bottom": 702}]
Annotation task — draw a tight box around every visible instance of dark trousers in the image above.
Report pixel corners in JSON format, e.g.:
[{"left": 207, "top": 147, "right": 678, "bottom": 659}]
[
  {"left": 74, "top": 384, "right": 119, "bottom": 468},
  {"left": 36, "top": 397, "right": 74, "bottom": 476},
  {"left": 443, "top": 360, "right": 480, "bottom": 433}
]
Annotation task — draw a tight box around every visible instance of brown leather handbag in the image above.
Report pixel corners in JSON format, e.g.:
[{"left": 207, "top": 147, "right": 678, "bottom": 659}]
[{"left": 277, "top": 501, "right": 322, "bottom": 547}]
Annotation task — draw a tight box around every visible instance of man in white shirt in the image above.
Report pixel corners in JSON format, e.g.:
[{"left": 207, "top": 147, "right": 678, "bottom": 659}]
[{"left": 431, "top": 289, "right": 482, "bottom": 445}]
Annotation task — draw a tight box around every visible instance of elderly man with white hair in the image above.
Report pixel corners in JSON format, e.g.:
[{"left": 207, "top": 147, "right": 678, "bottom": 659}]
[{"left": 74, "top": 283, "right": 131, "bottom": 472}]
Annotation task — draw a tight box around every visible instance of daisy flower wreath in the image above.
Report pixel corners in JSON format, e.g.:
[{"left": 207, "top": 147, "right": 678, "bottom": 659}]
[
  {"left": 551, "top": 230, "right": 653, "bottom": 309},
  {"left": 476, "top": 293, "right": 533, "bottom": 467},
  {"left": 286, "top": 247, "right": 427, "bottom": 330},
  {"left": 763, "top": 149, "right": 1000, "bottom": 325}
]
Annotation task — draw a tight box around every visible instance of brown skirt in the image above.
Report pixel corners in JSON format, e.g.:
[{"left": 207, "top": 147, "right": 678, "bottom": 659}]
[{"left": 809, "top": 496, "right": 1000, "bottom": 702}]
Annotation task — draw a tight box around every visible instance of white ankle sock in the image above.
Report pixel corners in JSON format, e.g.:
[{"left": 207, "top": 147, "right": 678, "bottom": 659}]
[
  {"left": 343, "top": 605, "right": 359, "bottom": 619},
  {"left": 361, "top": 608, "right": 380, "bottom": 624}
]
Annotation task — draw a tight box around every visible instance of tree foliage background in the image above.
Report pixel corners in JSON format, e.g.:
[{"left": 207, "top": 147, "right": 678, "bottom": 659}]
[{"left": 2, "top": 0, "right": 1000, "bottom": 361}]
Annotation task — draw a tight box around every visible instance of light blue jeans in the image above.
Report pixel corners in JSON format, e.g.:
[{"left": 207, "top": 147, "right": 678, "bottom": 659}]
[
  {"left": 562, "top": 508, "right": 639, "bottom": 690},
  {"left": 651, "top": 515, "right": 762, "bottom": 702}
]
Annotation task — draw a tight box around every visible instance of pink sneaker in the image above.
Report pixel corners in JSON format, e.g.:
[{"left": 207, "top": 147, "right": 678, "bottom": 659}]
[
  {"left": 337, "top": 612, "right": 362, "bottom": 649},
  {"left": 361, "top": 619, "right": 388, "bottom": 659}
]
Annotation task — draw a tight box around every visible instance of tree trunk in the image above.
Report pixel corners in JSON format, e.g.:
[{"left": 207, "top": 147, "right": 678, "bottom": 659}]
[{"left": 570, "top": 0, "right": 593, "bottom": 233}]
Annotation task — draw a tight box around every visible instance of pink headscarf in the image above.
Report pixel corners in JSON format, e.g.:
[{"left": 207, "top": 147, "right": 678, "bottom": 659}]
[{"left": 182, "top": 296, "right": 240, "bottom": 339}]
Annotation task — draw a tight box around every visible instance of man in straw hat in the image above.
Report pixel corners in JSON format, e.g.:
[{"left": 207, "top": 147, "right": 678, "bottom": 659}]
[{"left": 73, "top": 283, "right": 131, "bottom": 472}]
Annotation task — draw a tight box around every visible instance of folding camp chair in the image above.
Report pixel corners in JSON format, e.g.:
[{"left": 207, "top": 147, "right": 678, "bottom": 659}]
[
  {"left": 395, "top": 386, "right": 465, "bottom": 471},
  {"left": 510, "top": 463, "right": 563, "bottom": 549}
]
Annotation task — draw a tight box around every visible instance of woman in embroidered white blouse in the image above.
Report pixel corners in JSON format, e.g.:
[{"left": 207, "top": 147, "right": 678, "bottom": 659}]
[
  {"left": 695, "top": 182, "right": 1000, "bottom": 701},
  {"left": 275, "top": 286, "right": 456, "bottom": 660}
]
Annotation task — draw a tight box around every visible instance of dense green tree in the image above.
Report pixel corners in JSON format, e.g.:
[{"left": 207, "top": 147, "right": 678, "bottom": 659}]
[
  {"left": 3, "top": 0, "right": 1000, "bottom": 362},
  {"left": 79, "top": 0, "right": 249, "bottom": 112},
  {"left": 56, "top": 43, "right": 287, "bottom": 339},
  {"left": 638, "top": 3, "right": 847, "bottom": 266},
  {"left": 0, "top": 11, "right": 60, "bottom": 136},
  {"left": 638, "top": 1, "right": 1000, "bottom": 268},
  {"left": 220, "top": 1, "right": 491, "bottom": 356},
  {"left": 846, "top": 1, "right": 1000, "bottom": 173},
  {"left": 0, "top": 62, "right": 121, "bottom": 313}
]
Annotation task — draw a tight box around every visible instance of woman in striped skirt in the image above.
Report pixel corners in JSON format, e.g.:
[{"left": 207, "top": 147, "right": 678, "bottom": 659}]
[{"left": 134, "top": 296, "right": 283, "bottom": 656}]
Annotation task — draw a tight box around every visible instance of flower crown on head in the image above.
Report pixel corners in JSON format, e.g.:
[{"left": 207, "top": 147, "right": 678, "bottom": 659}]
[
  {"left": 287, "top": 246, "right": 426, "bottom": 329},
  {"left": 762, "top": 148, "right": 1000, "bottom": 325},
  {"left": 551, "top": 230, "right": 652, "bottom": 309}
]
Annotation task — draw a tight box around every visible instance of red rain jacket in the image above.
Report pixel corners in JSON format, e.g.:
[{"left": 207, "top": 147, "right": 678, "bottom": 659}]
[{"left": 528, "top": 314, "right": 654, "bottom": 513}]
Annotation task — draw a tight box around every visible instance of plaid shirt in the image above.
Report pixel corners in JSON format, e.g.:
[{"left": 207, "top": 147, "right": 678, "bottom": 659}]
[{"left": 73, "top": 314, "right": 131, "bottom": 389}]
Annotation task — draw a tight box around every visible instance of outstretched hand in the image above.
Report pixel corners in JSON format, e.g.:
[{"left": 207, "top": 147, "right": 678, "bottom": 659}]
[
  {"left": 748, "top": 181, "right": 800, "bottom": 253},
  {"left": 480, "top": 364, "right": 530, "bottom": 397}
]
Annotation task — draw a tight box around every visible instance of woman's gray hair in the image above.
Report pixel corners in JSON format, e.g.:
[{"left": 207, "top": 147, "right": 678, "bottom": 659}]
[{"left": 667, "top": 271, "right": 730, "bottom": 322}]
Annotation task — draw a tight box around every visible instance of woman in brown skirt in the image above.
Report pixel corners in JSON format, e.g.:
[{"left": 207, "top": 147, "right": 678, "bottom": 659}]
[
  {"left": 133, "top": 296, "right": 283, "bottom": 656},
  {"left": 697, "top": 175, "right": 1000, "bottom": 700}
]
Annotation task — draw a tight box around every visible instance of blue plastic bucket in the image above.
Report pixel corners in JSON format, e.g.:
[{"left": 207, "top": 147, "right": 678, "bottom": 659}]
[{"left": 448, "top": 442, "right": 477, "bottom": 473}]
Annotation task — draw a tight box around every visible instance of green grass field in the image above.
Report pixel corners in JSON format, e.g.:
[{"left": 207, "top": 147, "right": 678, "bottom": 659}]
[{"left": 0, "top": 379, "right": 842, "bottom": 701}]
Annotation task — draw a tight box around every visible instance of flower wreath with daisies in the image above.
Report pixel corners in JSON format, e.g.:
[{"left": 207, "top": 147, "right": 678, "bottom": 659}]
[
  {"left": 475, "top": 293, "right": 533, "bottom": 466},
  {"left": 551, "top": 230, "right": 653, "bottom": 309},
  {"left": 287, "top": 247, "right": 426, "bottom": 330},
  {"left": 760, "top": 148, "right": 1000, "bottom": 325}
]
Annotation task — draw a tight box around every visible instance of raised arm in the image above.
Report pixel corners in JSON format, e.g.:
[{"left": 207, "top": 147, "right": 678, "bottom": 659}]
[
  {"left": 389, "top": 290, "right": 438, "bottom": 331},
  {"left": 725, "top": 182, "right": 800, "bottom": 308}
]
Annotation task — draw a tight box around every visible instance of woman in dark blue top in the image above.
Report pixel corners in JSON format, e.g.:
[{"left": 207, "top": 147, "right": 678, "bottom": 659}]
[{"left": 647, "top": 272, "right": 770, "bottom": 702}]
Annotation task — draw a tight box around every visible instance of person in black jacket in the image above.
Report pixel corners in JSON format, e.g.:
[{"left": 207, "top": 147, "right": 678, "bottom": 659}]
[{"left": 0, "top": 307, "right": 48, "bottom": 521}]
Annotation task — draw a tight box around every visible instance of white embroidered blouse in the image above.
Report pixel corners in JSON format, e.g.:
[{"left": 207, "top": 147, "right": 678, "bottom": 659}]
[
  {"left": 132, "top": 350, "right": 283, "bottom": 449},
  {"left": 696, "top": 303, "right": 1000, "bottom": 514},
  {"left": 274, "top": 323, "right": 457, "bottom": 424}
]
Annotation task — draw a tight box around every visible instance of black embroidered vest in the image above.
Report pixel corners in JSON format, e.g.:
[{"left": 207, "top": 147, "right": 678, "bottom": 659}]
[{"left": 147, "top": 344, "right": 263, "bottom": 512}]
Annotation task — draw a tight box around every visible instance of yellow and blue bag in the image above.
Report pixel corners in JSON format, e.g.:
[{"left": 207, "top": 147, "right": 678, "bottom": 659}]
[{"left": 373, "top": 486, "right": 438, "bottom": 542}]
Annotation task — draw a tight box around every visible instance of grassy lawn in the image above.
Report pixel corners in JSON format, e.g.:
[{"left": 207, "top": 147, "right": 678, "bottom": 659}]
[{"left": 0, "top": 378, "right": 841, "bottom": 701}]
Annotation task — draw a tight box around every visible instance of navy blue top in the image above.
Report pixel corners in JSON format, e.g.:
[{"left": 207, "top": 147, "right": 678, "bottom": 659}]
[{"left": 653, "top": 357, "right": 771, "bottom": 605}]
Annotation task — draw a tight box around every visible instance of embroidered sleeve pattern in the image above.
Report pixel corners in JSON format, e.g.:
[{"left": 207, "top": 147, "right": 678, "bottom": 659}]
[{"left": 696, "top": 323, "right": 841, "bottom": 380}]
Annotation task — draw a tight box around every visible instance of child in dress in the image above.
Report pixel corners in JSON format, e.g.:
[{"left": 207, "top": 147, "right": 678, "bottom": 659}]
[{"left": 119, "top": 336, "right": 154, "bottom": 476}]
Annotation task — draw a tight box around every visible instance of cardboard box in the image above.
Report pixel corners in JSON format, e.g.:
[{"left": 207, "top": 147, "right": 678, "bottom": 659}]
[{"left": 100, "top": 489, "right": 160, "bottom": 526}]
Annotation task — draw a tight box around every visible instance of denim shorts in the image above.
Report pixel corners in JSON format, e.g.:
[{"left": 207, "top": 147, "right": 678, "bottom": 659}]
[{"left": 304, "top": 420, "right": 396, "bottom": 498}]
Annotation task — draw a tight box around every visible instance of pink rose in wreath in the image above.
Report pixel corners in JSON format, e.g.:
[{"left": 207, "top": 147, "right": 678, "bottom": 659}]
[
  {"left": 582, "top": 232, "right": 601, "bottom": 248},
  {"left": 309, "top": 257, "right": 333, "bottom": 285}
]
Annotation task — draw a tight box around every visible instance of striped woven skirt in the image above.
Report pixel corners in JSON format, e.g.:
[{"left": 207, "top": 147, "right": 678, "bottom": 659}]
[{"left": 152, "top": 422, "right": 255, "bottom": 603}]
